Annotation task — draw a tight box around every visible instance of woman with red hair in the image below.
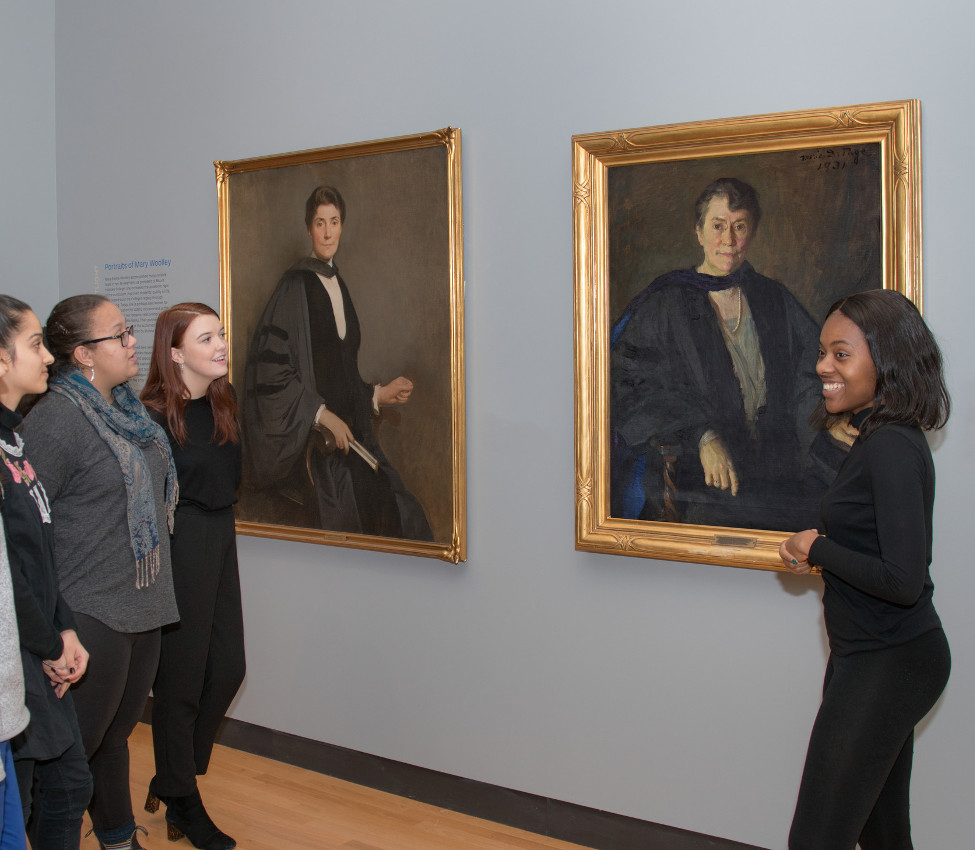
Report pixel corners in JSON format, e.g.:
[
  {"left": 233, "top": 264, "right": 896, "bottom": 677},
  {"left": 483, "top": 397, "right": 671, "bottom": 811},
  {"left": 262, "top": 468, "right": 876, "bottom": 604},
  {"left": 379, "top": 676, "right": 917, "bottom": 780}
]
[{"left": 140, "top": 304, "right": 244, "bottom": 850}]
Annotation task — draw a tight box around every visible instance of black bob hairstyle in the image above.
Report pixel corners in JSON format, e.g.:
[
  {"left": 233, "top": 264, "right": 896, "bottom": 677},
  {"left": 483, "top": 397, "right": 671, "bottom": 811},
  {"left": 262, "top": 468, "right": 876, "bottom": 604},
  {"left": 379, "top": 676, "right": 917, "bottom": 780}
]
[{"left": 822, "top": 289, "right": 949, "bottom": 438}]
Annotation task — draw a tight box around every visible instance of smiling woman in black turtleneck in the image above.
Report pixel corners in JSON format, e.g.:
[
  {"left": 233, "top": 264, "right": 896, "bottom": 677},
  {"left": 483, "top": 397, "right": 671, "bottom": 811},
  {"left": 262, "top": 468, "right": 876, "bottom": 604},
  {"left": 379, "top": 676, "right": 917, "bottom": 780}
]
[
  {"left": 140, "top": 303, "right": 244, "bottom": 850},
  {"left": 780, "top": 289, "right": 951, "bottom": 850}
]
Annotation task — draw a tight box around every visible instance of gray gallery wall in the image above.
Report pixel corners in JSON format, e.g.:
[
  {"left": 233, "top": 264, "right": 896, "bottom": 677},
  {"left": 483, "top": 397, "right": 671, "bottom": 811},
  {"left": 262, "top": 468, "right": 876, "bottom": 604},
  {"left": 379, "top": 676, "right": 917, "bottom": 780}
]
[
  {"left": 3, "top": 1, "right": 973, "bottom": 847},
  {"left": 0, "top": 0, "right": 58, "bottom": 319}
]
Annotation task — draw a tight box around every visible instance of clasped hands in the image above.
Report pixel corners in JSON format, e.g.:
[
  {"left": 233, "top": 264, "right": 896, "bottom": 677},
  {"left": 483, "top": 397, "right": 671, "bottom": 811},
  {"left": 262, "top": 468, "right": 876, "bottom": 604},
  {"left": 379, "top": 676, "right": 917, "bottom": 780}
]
[
  {"left": 42, "top": 629, "right": 89, "bottom": 699},
  {"left": 779, "top": 529, "right": 821, "bottom": 575}
]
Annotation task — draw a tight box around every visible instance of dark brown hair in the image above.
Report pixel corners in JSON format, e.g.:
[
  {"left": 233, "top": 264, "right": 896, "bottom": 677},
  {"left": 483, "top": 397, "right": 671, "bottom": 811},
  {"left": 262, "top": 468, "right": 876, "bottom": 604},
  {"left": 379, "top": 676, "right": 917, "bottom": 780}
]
[
  {"left": 304, "top": 185, "right": 346, "bottom": 227},
  {"left": 44, "top": 294, "right": 111, "bottom": 377},
  {"left": 0, "top": 295, "right": 32, "bottom": 359}
]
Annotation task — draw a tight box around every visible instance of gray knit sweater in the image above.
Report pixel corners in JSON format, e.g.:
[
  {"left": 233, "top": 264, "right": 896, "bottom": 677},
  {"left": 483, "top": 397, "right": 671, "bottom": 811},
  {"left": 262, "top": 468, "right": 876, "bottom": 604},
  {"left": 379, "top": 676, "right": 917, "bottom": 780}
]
[{"left": 21, "top": 393, "right": 178, "bottom": 633}]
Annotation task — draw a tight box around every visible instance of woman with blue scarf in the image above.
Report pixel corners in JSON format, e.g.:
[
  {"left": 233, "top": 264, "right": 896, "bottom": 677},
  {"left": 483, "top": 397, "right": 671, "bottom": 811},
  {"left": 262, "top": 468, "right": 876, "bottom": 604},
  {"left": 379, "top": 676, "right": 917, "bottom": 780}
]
[{"left": 21, "top": 295, "right": 178, "bottom": 850}]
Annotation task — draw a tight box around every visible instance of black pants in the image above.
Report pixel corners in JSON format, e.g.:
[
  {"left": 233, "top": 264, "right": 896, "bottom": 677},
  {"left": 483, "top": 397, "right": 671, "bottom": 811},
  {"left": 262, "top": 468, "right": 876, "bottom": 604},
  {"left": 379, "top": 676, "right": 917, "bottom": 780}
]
[
  {"left": 151, "top": 507, "right": 245, "bottom": 798},
  {"left": 789, "top": 628, "right": 950, "bottom": 850},
  {"left": 14, "top": 731, "right": 91, "bottom": 850},
  {"left": 70, "top": 613, "right": 160, "bottom": 841}
]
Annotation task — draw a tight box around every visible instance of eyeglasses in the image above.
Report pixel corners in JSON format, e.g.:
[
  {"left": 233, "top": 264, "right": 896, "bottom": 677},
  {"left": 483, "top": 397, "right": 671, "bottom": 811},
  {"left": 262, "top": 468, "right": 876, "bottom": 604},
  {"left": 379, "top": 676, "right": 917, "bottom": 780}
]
[{"left": 81, "top": 325, "right": 134, "bottom": 347}]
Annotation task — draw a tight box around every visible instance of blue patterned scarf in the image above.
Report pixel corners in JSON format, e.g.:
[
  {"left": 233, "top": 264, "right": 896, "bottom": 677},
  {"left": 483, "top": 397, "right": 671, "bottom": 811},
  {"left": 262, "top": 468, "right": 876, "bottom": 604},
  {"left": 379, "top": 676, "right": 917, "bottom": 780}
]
[{"left": 49, "top": 369, "right": 178, "bottom": 588}]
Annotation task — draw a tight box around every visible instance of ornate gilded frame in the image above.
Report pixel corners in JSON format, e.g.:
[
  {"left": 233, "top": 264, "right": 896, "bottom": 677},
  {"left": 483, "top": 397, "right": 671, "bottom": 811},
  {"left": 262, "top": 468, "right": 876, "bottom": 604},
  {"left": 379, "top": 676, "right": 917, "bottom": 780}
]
[
  {"left": 217, "top": 128, "right": 466, "bottom": 562},
  {"left": 573, "top": 101, "right": 921, "bottom": 570}
]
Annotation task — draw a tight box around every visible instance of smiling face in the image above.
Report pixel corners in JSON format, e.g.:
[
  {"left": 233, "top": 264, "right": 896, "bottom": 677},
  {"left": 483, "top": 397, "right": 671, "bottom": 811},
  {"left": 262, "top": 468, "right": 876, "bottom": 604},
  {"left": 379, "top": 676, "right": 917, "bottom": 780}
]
[
  {"left": 817, "top": 310, "right": 878, "bottom": 415},
  {"left": 0, "top": 310, "right": 54, "bottom": 409},
  {"left": 695, "top": 195, "right": 754, "bottom": 277},
  {"left": 172, "top": 313, "right": 228, "bottom": 399},
  {"left": 307, "top": 203, "right": 343, "bottom": 262},
  {"left": 75, "top": 301, "right": 138, "bottom": 398}
]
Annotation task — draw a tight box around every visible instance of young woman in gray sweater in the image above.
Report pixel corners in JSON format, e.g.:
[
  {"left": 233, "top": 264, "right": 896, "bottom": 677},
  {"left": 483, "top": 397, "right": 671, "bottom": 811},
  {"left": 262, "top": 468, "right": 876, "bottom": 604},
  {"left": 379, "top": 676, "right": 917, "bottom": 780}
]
[{"left": 22, "top": 295, "right": 178, "bottom": 850}]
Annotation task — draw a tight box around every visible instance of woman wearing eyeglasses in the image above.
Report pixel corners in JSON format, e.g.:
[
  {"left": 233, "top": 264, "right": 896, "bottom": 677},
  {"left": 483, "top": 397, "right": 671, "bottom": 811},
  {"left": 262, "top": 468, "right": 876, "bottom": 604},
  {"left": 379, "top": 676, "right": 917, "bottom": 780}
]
[{"left": 20, "top": 295, "right": 179, "bottom": 850}]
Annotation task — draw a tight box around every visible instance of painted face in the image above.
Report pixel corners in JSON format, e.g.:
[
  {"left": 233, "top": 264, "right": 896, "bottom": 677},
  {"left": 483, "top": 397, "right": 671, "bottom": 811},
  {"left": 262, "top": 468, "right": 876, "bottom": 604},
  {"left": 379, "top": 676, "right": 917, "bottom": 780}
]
[
  {"left": 307, "top": 203, "right": 343, "bottom": 262},
  {"left": 173, "top": 313, "right": 228, "bottom": 399},
  {"left": 0, "top": 310, "right": 54, "bottom": 408},
  {"left": 695, "top": 195, "right": 754, "bottom": 277},
  {"left": 79, "top": 301, "right": 138, "bottom": 394},
  {"left": 817, "top": 311, "right": 878, "bottom": 415}
]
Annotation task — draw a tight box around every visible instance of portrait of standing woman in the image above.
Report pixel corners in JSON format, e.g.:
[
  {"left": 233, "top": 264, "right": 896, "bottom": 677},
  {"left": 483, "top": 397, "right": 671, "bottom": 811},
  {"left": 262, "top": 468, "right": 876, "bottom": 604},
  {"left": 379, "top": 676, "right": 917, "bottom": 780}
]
[
  {"left": 243, "top": 185, "right": 432, "bottom": 540},
  {"left": 781, "top": 289, "right": 951, "bottom": 849}
]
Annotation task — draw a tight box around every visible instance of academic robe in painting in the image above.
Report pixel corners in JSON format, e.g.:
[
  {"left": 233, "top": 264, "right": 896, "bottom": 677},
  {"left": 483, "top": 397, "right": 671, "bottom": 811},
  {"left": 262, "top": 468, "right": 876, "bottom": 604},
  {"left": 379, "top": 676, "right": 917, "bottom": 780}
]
[
  {"left": 243, "top": 257, "right": 432, "bottom": 540},
  {"left": 611, "top": 262, "right": 841, "bottom": 531}
]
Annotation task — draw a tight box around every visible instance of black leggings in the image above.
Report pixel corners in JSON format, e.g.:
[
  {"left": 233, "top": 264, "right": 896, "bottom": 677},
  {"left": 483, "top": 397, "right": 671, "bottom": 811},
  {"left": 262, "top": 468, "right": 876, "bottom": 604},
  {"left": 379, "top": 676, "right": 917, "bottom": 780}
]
[
  {"left": 789, "top": 628, "right": 950, "bottom": 850},
  {"left": 70, "top": 613, "right": 160, "bottom": 839}
]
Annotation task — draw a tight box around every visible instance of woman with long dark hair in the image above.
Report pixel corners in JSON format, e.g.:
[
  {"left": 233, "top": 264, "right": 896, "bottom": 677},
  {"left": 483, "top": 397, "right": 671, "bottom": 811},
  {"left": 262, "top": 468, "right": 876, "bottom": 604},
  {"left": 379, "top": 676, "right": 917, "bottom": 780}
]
[
  {"left": 781, "top": 289, "right": 951, "bottom": 849},
  {"left": 0, "top": 295, "right": 92, "bottom": 849},
  {"left": 140, "top": 303, "right": 244, "bottom": 850},
  {"left": 21, "top": 294, "right": 179, "bottom": 850}
]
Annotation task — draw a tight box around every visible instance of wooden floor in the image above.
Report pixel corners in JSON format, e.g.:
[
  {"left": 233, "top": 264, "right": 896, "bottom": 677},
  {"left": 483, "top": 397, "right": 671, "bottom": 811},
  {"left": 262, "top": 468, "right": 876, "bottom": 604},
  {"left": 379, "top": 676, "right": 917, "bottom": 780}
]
[{"left": 79, "top": 723, "right": 591, "bottom": 850}]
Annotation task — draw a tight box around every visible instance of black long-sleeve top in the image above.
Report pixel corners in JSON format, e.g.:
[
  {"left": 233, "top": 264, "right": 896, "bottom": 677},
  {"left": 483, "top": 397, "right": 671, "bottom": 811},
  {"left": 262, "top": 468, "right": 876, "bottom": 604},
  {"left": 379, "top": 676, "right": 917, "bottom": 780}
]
[
  {"left": 0, "top": 404, "right": 74, "bottom": 661},
  {"left": 2, "top": 403, "right": 82, "bottom": 761},
  {"left": 150, "top": 396, "right": 241, "bottom": 512},
  {"left": 808, "top": 408, "right": 943, "bottom": 655}
]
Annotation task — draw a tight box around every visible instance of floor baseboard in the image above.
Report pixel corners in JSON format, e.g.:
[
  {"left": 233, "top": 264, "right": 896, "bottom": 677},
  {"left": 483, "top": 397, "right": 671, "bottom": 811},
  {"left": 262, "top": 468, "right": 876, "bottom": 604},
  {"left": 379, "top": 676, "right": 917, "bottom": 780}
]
[{"left": 142, "top": 699, "right": 766, "bottom": 850}]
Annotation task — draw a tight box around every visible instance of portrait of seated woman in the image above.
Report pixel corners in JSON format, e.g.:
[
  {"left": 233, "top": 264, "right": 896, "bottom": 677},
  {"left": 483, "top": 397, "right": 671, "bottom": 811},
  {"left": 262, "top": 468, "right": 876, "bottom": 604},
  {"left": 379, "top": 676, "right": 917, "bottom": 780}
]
[{"left": 610, "top": 178, "right": 849, "bottom": 532}]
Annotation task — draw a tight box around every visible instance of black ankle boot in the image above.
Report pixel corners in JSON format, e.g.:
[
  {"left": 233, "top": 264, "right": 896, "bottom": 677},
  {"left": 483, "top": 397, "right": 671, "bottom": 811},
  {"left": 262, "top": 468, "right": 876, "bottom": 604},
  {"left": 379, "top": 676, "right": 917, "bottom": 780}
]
[
  {"left": 144, "top": 775, "right": 169, "bottom": 813},
  {"left": 164, "top": 790, "right": 236, "bottom": 850}
]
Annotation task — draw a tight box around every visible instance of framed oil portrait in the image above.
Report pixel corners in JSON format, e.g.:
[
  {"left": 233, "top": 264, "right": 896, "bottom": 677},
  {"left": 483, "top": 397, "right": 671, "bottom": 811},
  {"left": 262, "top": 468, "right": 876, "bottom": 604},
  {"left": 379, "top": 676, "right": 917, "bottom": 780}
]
[
  {"left": 573, "top": 100, "right": 921, "bottom": 570},
  {"left": 216, "top": 128, "right": 466, "bottom": 563}
]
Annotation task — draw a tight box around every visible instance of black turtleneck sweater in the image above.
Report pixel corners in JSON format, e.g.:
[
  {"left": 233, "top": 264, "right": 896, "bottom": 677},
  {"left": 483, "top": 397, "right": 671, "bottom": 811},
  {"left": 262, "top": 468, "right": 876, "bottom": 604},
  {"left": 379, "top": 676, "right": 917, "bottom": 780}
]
[
  {"left": 808, "top": 408, "right": 943, "bottom": 655},
  {"left": 150, "top": 396, "right": 241, "bottom": 512}
]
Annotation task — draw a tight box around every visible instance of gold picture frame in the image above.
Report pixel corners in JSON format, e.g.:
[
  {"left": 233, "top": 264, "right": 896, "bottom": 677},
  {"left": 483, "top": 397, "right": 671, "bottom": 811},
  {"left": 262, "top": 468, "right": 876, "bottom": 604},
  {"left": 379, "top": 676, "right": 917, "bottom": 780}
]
[
  {"left": 573, "top": 100, "right": 921, "bottom": 570},
  {"left": 216, "top": 128, "right": 466, "bottom": 562}
]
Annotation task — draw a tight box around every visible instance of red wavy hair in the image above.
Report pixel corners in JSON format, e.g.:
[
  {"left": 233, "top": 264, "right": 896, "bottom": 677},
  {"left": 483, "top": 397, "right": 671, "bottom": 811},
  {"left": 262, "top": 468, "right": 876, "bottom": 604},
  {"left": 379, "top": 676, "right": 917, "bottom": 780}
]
[{"left": 141, "top": 303, "right": 239, "bottom": 447}]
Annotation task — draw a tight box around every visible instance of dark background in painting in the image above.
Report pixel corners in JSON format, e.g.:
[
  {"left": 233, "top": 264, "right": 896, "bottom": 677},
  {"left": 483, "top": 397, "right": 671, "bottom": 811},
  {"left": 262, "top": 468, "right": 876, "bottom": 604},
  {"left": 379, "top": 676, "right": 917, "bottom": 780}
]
[
  {"left": 607, "top": 144, "right": 882, "bottom": 528},
  {"left": 227, "top": 145, "right": 452, "bottom": 544},
  {"left": 609, "top": 144, "right": 882, "bottom": 325}
]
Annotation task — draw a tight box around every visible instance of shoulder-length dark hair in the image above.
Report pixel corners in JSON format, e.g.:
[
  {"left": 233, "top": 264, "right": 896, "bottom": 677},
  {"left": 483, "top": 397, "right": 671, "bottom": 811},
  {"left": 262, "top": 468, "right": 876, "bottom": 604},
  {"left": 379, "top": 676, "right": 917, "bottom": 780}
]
[
  {"left": 140, "top": 303, "right": 238, "bottom": 447},
  {"left": 820, "top": 289, "right": 950, "bottom": 438}
]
